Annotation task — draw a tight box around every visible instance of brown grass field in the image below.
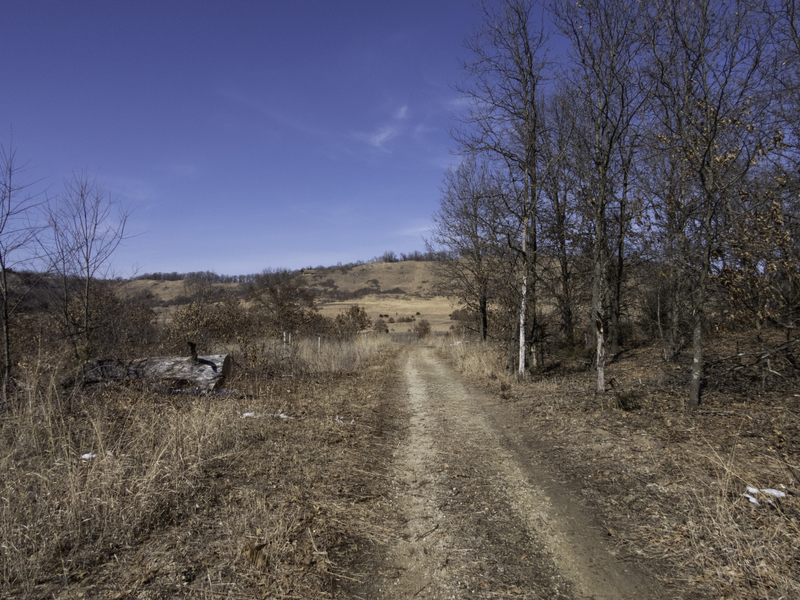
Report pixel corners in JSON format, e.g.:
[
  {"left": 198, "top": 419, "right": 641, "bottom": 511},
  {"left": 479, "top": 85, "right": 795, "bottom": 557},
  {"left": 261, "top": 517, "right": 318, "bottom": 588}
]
[
  {"left": 122, "top": 262, "right": 459, "bottom": 333},
  {"left": 2, "top": 261, "right": 799, "bottom": 599}
]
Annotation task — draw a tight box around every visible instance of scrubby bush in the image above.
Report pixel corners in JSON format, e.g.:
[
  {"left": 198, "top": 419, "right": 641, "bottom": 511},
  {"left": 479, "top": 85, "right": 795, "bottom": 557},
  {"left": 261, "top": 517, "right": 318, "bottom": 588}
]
[
  {"left": 373, "top": 318, "right": 389, "bottom": 334},
  {"left": 334, "top": 305, "right": 372, "bottom": 339},
  {"left": 414, "top": 319, "right": 431, "bottom": 338}
]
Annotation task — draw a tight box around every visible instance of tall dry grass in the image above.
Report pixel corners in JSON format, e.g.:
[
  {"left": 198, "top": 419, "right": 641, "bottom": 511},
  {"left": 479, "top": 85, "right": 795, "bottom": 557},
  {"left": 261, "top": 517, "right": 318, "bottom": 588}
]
[
  {"left": 0, "top": 333, "right": 395, "bottom": 597},
  {"left": 669, "top": 447, "right": 800, "bottom": 598},
  {"left": 290, "top": 335, "right": 393, "bottom": 374},
  {"left": 440, "top": 336, "right": 511, "bottom": 381},
  {"left": 0, "top": 379, "right": 243, "bottom": 593}
]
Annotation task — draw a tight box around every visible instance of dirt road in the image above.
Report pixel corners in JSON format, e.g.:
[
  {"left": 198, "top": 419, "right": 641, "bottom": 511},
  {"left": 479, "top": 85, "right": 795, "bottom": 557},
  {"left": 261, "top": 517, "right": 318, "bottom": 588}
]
[{"left": 355, "top": 346, "right": 665, "bottom": 599}]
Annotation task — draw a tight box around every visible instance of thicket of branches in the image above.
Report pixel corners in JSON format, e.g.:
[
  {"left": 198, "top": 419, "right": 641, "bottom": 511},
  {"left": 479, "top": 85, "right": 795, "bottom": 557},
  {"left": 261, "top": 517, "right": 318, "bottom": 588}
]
[{"left": 429, "top": 0, "right": 800, "bottom": 405}]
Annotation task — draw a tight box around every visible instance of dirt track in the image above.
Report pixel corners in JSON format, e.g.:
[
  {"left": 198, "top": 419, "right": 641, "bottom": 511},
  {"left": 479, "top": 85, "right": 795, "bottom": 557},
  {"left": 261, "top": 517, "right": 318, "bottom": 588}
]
[{"left": 355, "top": 346, "right": 665, "bottom": 599}]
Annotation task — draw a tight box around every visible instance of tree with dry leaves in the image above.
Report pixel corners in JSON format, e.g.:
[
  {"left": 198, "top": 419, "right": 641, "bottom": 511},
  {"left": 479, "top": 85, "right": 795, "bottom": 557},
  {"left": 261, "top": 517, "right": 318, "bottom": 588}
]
[{"left": 644, "top": 0, "right": 770, "bottom": 406}]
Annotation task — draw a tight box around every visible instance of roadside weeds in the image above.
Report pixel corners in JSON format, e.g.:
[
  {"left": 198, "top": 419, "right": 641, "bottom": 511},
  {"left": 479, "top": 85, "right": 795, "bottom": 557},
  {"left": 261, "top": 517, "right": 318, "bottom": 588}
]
[{"left": 442, "top": 337, "right": 800, "bottom": 600}]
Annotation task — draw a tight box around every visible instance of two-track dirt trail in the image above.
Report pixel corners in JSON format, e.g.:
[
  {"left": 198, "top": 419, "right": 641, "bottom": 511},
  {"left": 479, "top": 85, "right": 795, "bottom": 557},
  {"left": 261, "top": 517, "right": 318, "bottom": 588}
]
[{"left": 355, "top": 346, "right": 664, "bottom": 599}]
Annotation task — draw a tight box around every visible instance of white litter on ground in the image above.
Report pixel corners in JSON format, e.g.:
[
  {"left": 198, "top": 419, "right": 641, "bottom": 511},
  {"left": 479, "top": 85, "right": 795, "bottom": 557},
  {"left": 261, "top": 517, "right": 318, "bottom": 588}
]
[
  {"left": 742, "top": 486, "right": 788, "bottom": 505},
  {"left": 80, "top": 451, "right": 114, "bottom": 460},
  {"left": 242, "top": 412, "right": 295, "bottom": 420}
]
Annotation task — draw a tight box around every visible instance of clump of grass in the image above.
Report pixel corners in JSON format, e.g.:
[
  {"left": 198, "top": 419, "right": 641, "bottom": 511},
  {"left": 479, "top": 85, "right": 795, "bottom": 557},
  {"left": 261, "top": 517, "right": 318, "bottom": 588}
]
[
  {"left": 291, "top": 335, "right": 392, "bottom": 374},
  {"left": 441, "top": 336, "right": 510, "bottom": 381},
  {"left": 675, "top": 452, "right": 800, "bottom": 599}
]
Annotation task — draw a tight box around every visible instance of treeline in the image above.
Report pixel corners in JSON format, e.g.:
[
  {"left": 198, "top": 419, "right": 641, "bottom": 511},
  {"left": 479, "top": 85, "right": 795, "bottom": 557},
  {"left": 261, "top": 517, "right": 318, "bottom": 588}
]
[
  {"left": 133, "top": 250, "right": 447, "bottom": 284},
  {"left": 135, "top": 271, "right": 260, "bottom": 284},
  {"left": 428, "top": 0, "right": 800, "bottom": 406},
  {"left": 368, "top": 250, "right": 449, "bottom": 264}
]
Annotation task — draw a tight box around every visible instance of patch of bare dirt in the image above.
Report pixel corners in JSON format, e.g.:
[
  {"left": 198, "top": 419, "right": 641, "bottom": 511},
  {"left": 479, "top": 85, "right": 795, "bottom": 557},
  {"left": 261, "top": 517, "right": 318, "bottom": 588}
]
[
  {"left": 351, "top": 346, "right": 666, "bottom": 599},
  {"left": 465, "top": 337, "right": 800, "bottom": 600}
]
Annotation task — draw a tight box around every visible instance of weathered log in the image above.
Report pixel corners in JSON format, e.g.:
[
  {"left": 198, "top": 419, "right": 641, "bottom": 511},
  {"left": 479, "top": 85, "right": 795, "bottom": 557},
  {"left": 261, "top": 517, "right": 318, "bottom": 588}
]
[{"left": 74, "top": 354, "right": 232, "bottom": 392}]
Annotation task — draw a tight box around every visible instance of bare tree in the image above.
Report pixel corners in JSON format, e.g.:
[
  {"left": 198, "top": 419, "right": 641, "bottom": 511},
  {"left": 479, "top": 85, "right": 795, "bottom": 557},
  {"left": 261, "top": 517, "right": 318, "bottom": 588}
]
[
  {"left": 539, "top": 86, "right": 583, "bottom": 344},
  {"left": 639, "top": 129, "right": 694, "bottom": 362},
  {"left": 0, "top": 139, "right": 42, "bottom": 396},
  {"left": 46, "top": 170, "right": 130, "bottom": 360},
  {"left": 552, "top": 0, "right": 650, "bottom": 392},
  {"left": 453, "top": 0, "right": 551, "bottom": 376},
  {"left": 247, "top": 268, "right": 320, "bottom": 337},
  {"left": 427, "top": 155, "right": 504, "bottom": 341}
]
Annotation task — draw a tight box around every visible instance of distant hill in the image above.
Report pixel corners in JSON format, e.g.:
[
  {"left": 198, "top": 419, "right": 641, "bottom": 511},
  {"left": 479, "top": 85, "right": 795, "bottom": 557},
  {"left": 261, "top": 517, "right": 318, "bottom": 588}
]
[
  {"left": 302, "top": 261, "right": 437, "bottom": 300},
  {"left": 121, "top": 261, "right": 438, "bottom": 303},
  {"left": 120, "top": 261, "right": 456, "bottom": 332}
]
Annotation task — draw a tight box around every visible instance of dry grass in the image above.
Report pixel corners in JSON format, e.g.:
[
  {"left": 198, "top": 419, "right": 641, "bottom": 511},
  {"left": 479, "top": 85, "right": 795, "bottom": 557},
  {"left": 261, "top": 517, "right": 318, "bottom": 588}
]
[
  {"left": 0, "top": 335, "right": 401, "bottom": 599},
  {"left": 303, "top": 261, "right": 435, "bottom": 295},
  {"left": 437, "top": 333, "right": 800, "bottom": 600},
  {"left": 441, "top": 337, "right": 510, "bottom": 381},
  {"left": 318, "top": 296, "right": 455, "bottom": 333},
  {"left": 652, "top": 441, "right": 800, "bottom": 598}
]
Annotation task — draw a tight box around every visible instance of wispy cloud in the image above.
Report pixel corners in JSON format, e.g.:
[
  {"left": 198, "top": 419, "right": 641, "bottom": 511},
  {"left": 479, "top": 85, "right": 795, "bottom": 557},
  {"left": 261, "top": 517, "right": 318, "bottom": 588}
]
[
  {"left": 353, "top": 104, "right": 411, "bottom": 151},
  {"left": 355, "top": 125, "right": 400, "bottom": 150},
  {"left": 399, "top": 219, "right": 433, "bottom": 237},
  {"left": 103, "top": 175, "right": 154, "bottom": 203}
]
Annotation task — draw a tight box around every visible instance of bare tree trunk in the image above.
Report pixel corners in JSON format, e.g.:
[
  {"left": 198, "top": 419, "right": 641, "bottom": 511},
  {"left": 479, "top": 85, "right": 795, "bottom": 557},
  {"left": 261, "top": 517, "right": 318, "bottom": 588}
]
[
  {"left": 689, "top": 297, "right": 705, "bottom": 407},
  {"left": 593, "top": 262, "right": 607, "bottom": 392},
  {"left": 592, "top": 194, "right": 608, "bottom": 392},
  {"left": 689, "top": 202, "right": 714, "bottom": 407},
  {"left": 1, "top": 290, "right": 9, "bottom": 399},
  {"left": 596, "top": 314, "right": 606, "bottom": 392},
  {"left": 479, "top": 292, "right": 488, "bottom": 341},
  {"left": 518, "top": 269, "right": 527, "bottom": 378},
  {"left": 610, "top": 163, "right": 631, "bottom": 356},
  {"left": 509, "top": 318, "right": 519, "bottom": 375}
]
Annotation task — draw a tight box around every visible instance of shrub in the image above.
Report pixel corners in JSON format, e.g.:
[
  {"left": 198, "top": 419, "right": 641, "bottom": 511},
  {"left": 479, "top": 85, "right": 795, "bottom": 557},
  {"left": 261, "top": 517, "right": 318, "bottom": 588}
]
[
  {"left": 414, "top": 319, "right": 431, "bottom": 338},
  {"left": 373, "top": 318, "right": 389, "bottom": 334},
  {"left": 333, "top": 305, "right": 372, "bottom": 339}
]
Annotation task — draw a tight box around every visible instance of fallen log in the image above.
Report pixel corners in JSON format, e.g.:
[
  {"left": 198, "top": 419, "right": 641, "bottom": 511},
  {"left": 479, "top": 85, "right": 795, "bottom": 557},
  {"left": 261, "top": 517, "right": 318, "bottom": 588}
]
[{"left": 71, "top": 348, "right": 232, "bottom": 392}]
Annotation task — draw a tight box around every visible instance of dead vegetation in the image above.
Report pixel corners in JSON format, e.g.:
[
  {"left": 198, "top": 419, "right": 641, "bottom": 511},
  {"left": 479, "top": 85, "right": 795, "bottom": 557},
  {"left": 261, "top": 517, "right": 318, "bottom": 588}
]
[
  {"left": 0, "top": 335, "right": 401, "bottom": 599},
  {"left": 4, "top": 261, "right": 800, "bottom": 599},
  {"left": 442, "top": 331, "right": 800, "bottom": 600}
]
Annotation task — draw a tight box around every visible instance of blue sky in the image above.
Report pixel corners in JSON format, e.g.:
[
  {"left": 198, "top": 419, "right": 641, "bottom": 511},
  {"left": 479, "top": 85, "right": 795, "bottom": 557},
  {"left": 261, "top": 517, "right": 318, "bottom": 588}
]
[{"left": 1, "top": 1, "right": 489, "bottom": 276}]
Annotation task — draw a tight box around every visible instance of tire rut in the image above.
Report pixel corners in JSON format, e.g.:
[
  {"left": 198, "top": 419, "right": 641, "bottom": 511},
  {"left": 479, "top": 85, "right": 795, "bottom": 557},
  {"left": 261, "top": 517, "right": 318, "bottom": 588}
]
[{"left": 357, "top": 346, "right": 663, "bottom": 599}]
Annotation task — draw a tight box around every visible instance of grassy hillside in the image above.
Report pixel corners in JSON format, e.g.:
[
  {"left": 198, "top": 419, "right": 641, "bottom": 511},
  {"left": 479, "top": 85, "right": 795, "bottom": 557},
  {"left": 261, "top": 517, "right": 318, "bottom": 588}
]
[
  {"left": 120, "top": 261, "right": 458, "bottom": 333},
  {"left": 303, "top": 262, "right": 454, "bottom": 333},
  {"left": 302, "top": 260, "right": 436, "bottom": 296}
]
